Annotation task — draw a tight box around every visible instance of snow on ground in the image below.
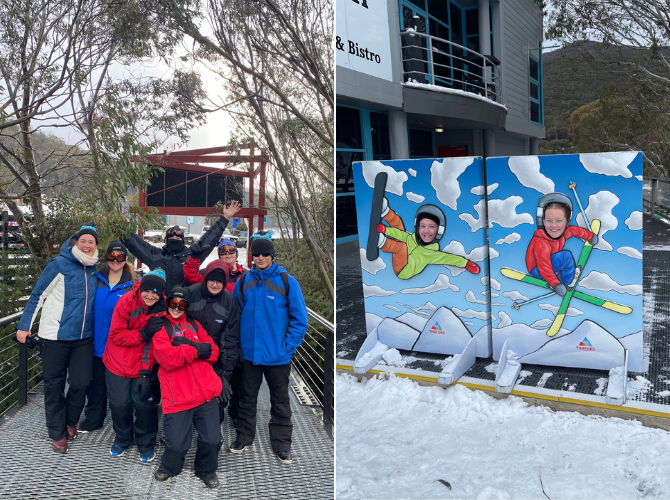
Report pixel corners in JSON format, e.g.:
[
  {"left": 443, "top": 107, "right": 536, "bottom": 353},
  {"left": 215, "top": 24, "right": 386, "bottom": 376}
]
[{"left": 336, "top": 374, "right": 670, "bottom": 499}]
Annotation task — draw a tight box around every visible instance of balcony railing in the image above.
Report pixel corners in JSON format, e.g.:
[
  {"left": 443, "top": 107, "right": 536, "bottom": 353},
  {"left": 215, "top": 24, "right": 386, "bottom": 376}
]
[{"left": 400, "top": 29, "right": 503, "bottom": 104}]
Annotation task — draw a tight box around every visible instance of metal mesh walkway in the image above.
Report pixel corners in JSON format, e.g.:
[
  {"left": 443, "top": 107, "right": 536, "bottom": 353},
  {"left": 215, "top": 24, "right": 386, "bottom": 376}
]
[{"left": 0, "top": 376, "right": 333, "bottom": 500}]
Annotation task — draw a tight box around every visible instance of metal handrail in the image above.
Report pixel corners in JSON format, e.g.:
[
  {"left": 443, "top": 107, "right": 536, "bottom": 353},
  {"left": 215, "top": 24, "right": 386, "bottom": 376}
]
[{"left": 400, "top": 29, "right": 503, "bottom": 103}]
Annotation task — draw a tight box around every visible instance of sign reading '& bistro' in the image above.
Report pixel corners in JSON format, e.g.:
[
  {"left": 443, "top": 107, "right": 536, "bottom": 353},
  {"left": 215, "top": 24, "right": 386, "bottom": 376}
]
[{"left": 336, "top": 36, "right": 382, "bottom": 64}]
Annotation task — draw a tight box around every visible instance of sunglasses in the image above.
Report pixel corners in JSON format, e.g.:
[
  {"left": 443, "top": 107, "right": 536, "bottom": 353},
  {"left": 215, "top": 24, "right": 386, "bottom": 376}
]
[
  {"left": 218, "top": 244, "right": 237, "bottom": 255},
  {"left": 106, "top": 251, "right": 127, "bottom": 262},
  {"left": 252, "top": 252, "right": 272, "bottom": 258},
  {"left": 167, "top": 299, "right": 188, "bottom": 311},
  {"left": 166, "top": 229, "right": 184, "bottom": 237}
]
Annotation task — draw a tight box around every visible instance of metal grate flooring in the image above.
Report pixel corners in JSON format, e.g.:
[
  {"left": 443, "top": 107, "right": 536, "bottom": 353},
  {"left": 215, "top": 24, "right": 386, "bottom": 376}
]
[
  {"left": 336, "top": 213, "right": 670, "bottom": 405},
  {"left": 0, "top": 376, "right": 333, "bottom": 500}
]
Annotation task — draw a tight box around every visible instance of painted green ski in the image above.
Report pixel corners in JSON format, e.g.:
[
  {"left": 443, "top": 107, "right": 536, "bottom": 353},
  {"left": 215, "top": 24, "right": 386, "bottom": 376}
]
[
  {"left": 500, "top": 267, "right": 632, "bottom": 315},
  {"left": 547, "top": 219, "right": 600, "bottom": 336}
]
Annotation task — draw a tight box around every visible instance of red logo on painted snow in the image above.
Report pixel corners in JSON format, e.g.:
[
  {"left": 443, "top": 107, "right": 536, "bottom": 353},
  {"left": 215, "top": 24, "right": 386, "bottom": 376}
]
[
  {"left": 430, "top": 321, "right": 445, "bottom": 335},
  {"left": 576, "top": 337, "right": 595, "bottom": 352}
]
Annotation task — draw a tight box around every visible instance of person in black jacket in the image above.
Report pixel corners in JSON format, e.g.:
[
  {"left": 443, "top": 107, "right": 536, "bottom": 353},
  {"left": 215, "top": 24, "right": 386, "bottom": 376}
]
[
  {"left": 119, "top": 201, "right": 241, "bottom": 293},
  {"left": 185, "top": 259, "right": 240, "bottom": 423}
]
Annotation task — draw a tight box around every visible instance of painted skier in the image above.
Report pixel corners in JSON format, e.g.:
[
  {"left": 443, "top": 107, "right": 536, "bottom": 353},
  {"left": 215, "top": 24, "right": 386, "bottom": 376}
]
[
  {"left": 375, "top": 198, "right": 480, "bottom": 280},
  {"left": 526, "top": 193, "right": 598, "bottom": 297}
]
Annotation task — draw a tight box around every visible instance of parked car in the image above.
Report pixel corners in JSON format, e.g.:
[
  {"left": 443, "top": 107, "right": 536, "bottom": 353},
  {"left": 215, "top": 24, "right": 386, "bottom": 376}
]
[
  {"left": 143, "top": 230, "right": 163, "bottom": 243},
  {"left": 221, "top": 229, "right": 238, "bottom": 245},
  {"left": 235, "top": 231, "right": 248, "bottom": 248}
]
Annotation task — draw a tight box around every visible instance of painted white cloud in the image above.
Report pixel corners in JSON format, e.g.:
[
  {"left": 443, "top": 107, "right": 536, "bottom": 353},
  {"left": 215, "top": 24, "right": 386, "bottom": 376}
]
[
  {"left": 480, "top": 275, "right": 501, "bottom": 291},
  {"left": 495, "top": 232, "right": 521, "bottom": 245},
  {"left": 383, "top": 304, "right": 401, "bottom": 312},
  {"left": 406, "top": 191, "right": 425, "bottom": 203},
  {"left": 498, "top": 311, "right": 512, "bottom": 328},
  {"left": 465, "top": 290, "right": 487, "bottom": 305},
  {"left": 503, "top": 290, "right": 529, "bottom": 302},
  {"left": 580, "top": 270, "right": 643, "bottom": 296},
  {"left": 579, "top": 152, "right": 638, "bottom": 178},
  {"left": 360, "top": 248, "right": 387, "bottom": 275},
  {"left": 635, "top": 175, "right": 643, "bottom": 181},
  {"left": 487, "top": 183, "right": 499, "bottom": 195},
  {"left": 452, "top": 307, "right": 490, "bottom": 321},
  {"left": 488, "top": 196, "right": 534, "bottom": 228},
  {"left": 539, "top": 303, "right": 584, "bottom": 317},
  {"left": 408, "top": 168, "right": 417, "bottom": 177},
  {"left": 508, "top": 156, "right": 554, "bottom": 194},
  {"left": 625, "top": 211, "right": 642, "bottom": 231},
  {"left": 617, "top": 246, "right": 642, "bottom": 260},
  {"left": 363, "top": 283, "right": 396, "bottom": 298},
  {"left": 576, "top": 190, "right": 619, "bottom": 252},
  {"left": 362, "top": 161, "right": 408, "bottom": 196},
  {"left": 417, "top": 301, "right": 438, "bottom": 312},
  {"left": 430, "top": 157, "right": 473, "bottom": 209},
  {"left": 531, "top": 318, "right": 552, "bottom": 328},
  {"left": 459, "top": 199, "right": 486, "bottom": 232},
  {"left": 464, "top": 321, "right": 475, "bottom": 326},
  {"left": 489, "top": 247, "right": 499, "bottom": 260},
  {"left": 491, "top": 292, "right": 499, "bottom": 297},
  {"left": 400, "top": 273, "right": 459, "bottom": 294},
  {"left": 470, "top": 183, "right": 498, "bottom": 196}
]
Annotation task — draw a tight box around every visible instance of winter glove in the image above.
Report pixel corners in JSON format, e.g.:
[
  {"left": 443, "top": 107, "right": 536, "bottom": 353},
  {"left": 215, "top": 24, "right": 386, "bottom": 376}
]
[
  {"left": 588, "top": 233, "right": 598, "bottom": 246},
  {"left": 220, "top": 371, "right": 233, "bottom": 403},
  {"left": 171, "top": 336, "right": 212, "bottom": 359},
  {"left": 376, "top": 223, "right": 386, "bottom": 234},
  {"left": 134, "top": 370, "right": 153, "bottom": 402},
  {"left": 140, "top": 317, "right": 164, "bottom": 342},
  {"left": 553, "top": 283, "right": 567, "bottom": 297},
  {"left": 189, "top": 242, "right": 213, "bottom": 260},
  {"left": 465, "top": 260, "right": 480, "bottom": 274}
]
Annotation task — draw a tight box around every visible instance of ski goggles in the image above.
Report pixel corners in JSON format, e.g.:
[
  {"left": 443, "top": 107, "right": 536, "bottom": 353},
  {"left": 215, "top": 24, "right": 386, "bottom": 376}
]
[
  {"left": 106, "top": 251, "right": 127, "bottom": 262},
  {"left": 218, "top": 244, "right": 237, "bottom": 256},
  {"left": 166, "top": 228, "right": 184, "bottom": 238},
  {"left": 167, "top": 298, "right": 188, "bottom": 311},
  {"left": 252, "top": 252, "right": 272, "bottom": 258}
]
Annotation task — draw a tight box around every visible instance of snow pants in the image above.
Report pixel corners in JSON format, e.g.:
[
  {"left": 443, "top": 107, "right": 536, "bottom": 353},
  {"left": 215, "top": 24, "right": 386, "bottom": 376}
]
[
  {"left": 41, "top": 337, "right": 93, "bottom": 440},
  {"left": 105, "top": 369, "right": 158, "bottom": 453},
  {"left": 530, "top": 250, "right": 576, "bottom": 286},
  {"left": 160, "top": 400, "right": 222, "bottom": 478},
  {"left": 81, "top": 355, "right": 107, "bottom": 429},
  {"left": 236, "top": 360, "right": 292, "bottom": 452}
]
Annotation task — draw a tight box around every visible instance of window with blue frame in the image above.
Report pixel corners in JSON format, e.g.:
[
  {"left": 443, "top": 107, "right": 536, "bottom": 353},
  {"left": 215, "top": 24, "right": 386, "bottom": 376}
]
[
  {"left": 529, "top": 49, "right": 543, "bottom": 124},
  {"left": 336, "top": 106, "right": 390, "bottom": 242}
]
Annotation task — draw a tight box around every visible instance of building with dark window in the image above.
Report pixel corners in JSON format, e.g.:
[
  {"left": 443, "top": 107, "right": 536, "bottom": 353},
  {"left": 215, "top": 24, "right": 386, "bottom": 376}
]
[{"left": 336, "top": 0, "right": 544, "bottom": 244}]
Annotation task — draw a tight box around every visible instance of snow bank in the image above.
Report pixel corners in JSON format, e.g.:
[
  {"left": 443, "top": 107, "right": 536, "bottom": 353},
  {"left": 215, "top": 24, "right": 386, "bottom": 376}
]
[{"left": 336, "top": 374, "right": 670, "bottom": 499}]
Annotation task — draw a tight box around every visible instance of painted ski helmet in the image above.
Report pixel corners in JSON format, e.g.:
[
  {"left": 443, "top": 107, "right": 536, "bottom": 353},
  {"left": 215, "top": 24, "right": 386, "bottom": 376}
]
[
  {"left": 414, "top": 204, "right": 446, "bottom": 243},
  {"left": 536, "top": 193, "right": 573, "bottom": 229}
]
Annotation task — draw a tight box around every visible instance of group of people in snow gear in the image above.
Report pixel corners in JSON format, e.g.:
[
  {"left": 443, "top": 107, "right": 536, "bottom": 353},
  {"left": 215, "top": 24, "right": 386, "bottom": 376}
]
[{"left": 15, "top": 203, "right": 309, "bottom": 488}]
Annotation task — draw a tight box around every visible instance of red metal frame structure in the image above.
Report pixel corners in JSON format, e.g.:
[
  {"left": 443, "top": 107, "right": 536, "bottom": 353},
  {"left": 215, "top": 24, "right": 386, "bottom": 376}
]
[{"left": 137, "top": 144, "right": 268, "bottom": 269}]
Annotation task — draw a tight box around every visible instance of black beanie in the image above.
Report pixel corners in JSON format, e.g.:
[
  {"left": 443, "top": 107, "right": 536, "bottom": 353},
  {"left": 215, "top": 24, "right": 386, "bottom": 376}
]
[
  {"left": 140, "top": 268, "right": 166, "bottom": 295},
  {"left": 250, "top": 237, "right": 275, "bottom": 257},
  {"left": 167, "top": 286, "right": 190, "bottom": 304},
  {"left": 106, "top": 240, "right": 127, "bottom": 256},
  {"left": 75, "top": 223, "right": 98, "bottom": 244},
  {"left": 207, "top": 269, "right": 228, "bottom": 284}
]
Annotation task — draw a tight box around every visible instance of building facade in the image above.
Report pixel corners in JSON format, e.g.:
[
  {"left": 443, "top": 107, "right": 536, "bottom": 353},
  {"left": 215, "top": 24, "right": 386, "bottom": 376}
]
[{"left": 336, "top": 0, "right": 545, "bottom": 243}]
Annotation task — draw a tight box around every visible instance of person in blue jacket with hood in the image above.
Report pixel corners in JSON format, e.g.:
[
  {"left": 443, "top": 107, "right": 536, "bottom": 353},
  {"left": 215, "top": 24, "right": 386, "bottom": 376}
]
[
  {"left": 228, "top": 235, "right": 308, "bottom": 465},
  {"left": 78, "top": 241, "right": 136, "bottom": 434},
  {"left": 16, "top": 224, "right": 100, "bottom": 453}
]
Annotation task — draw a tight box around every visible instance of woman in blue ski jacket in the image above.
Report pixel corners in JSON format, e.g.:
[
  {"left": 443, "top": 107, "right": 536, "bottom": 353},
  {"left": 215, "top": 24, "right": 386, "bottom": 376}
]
[
  {"left": 16, "top": 225, "right": 100, "bottom": 454},
  {"left": 78, "top": 241, "right": 137, "bottom": 434}
]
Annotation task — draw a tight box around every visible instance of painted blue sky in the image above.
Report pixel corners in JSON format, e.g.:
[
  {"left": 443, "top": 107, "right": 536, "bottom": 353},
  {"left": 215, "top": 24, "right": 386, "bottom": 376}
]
[
  {"left": 487, "top": 152, "right": 643, "bottom": 339},
  {"left": 353, "top": 158, "right": 491, "bottom": 334}
]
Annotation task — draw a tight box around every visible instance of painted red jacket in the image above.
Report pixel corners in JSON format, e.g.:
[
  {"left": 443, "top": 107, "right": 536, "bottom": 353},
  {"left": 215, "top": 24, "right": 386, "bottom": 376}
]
[
  {"left": 152, "top": 314, "right": 221, "bottom": 414},
  {"left": 525, "top": 226, "right": 594, "bottom": 287},
  {"left": 102, "top": 281, "right": 164, "bottom": 378},
  {"left": 184, "top": 256, "right": 245, "bottom": 293}
]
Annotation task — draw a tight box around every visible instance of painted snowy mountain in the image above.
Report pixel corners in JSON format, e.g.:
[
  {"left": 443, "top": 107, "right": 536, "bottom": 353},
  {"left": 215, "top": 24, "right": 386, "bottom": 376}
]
[
  {"left": 617, "top": 330, "right": 643, "bottom": 372},
  {"left": 492, "top": 323, "right": 570, "bottom": 361},
  {"left": 375, "top": 306, "right": 489, "bottom": 357},
  {"left": 365, "top": 312, "right": 383, "bottom": 335}
]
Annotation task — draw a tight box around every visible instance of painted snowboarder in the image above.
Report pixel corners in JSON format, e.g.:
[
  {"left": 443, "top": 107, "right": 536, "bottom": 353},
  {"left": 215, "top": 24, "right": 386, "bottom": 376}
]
[
  {"left": 375, "top": 199, "right": 480, "bottom": 279},
  {"left": 526, "top": 193, "right": 598, "bottom": 297}
]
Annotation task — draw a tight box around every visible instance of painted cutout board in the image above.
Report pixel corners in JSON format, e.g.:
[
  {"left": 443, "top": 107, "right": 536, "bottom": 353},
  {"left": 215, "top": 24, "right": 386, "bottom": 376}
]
[
  {"left": 486, "top": 152, "right": 643, "bottom": 372},
  {"left": 352, "top": 158, "right": 492, "bottom": 358}
]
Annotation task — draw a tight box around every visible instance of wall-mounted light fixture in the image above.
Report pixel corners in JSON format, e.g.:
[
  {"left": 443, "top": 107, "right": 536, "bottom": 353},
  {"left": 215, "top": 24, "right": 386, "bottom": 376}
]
[{"left": 435, "top": 128, "right": 444, "bottom": 133}]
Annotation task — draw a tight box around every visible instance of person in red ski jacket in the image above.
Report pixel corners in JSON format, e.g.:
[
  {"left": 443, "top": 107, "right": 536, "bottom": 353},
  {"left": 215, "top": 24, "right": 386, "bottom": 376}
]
[
  {"left": 152, "top": 287, "right": 223, "bottom": 489},
  {"left": 183, "top": 238, "right": 246, "bottom": 293},
  {"left": 526, "top": 194, "right": 597, "bottom": 297},
  {"left": 103, "top": 268, "right": 166, "bottom": 463}
]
